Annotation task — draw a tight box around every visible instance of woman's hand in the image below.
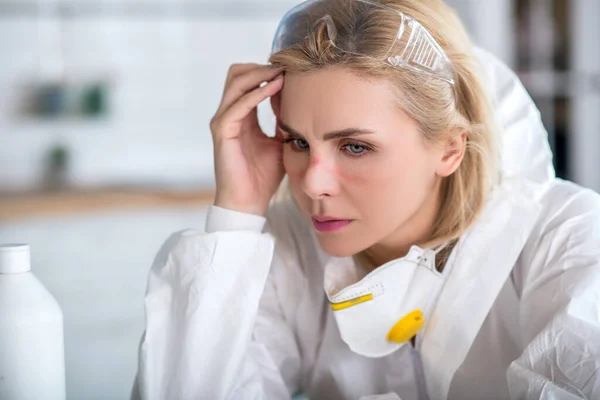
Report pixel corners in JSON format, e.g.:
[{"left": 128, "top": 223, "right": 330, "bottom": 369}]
[{"left": 210, "top": 64, "right": 286, "bottom": 216}]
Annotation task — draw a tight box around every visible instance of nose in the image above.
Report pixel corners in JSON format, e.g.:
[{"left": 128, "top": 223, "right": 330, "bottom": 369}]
[{"left": 302, "top": 156, "right": 340, "bottom": 199}]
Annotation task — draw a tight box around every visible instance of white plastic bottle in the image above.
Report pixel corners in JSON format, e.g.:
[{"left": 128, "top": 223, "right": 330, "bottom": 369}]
[{"left": 0, "top": 244, "right": 66, "bottom": 400}]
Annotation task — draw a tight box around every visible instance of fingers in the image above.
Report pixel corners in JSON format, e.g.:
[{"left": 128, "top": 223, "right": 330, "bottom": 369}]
[
  {"left": 215, "top": 74, "right": 284, "bottom": 136},
  {"left": 219, "top": 64, "right": 283, "bottom": 112},
  {"left": 224, "top": 63, "right": 258, "bottom": 86}
]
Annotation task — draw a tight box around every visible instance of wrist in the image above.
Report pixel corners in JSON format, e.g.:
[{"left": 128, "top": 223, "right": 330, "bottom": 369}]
[
  {"left": 206, "top": 205, "right": 267, "bottom": 233},
  {"left": 213, "top": 199, "right": 267, "bottom": 217}
]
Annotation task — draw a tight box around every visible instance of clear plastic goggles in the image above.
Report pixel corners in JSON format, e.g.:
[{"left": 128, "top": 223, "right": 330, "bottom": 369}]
[{"left": 271, "top": 0, "right": 455, "bottom": 85}]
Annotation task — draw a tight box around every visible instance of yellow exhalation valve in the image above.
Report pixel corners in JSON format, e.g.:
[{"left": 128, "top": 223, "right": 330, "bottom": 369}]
[{"left": 386, "top": 310, "right": 425, "bottom": 344}]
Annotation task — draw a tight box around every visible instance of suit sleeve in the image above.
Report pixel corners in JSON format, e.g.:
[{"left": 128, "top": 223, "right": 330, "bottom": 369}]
[
  {"left": 130, "top": 205, "right": 301, "bottom": 399},
  {"left": 506, "top": 189, "right": 600, "bottom": 399}
]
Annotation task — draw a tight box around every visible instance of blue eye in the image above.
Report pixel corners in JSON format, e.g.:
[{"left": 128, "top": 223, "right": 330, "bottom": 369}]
[
  {"left": 282, "top": 138, "right": 309, "bottom": 151},
  {"left": 282, "top": 137, "right": 372, "bottom": 158},
  {"left": 345, "top": 144, "right": 367, "bottom": 154},
  {"left": 295, "top": 139, "right": 309, "bottom": 149}
]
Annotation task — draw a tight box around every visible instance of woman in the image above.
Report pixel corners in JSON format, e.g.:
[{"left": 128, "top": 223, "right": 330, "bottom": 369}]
[{"left": 132, "top": 0, "right": 600, "bottom": 399}]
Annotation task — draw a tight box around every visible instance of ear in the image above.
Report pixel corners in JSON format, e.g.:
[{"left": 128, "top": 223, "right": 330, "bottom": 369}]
[{"left": 436, "top": 131, "right": 467, "bottom": 177}]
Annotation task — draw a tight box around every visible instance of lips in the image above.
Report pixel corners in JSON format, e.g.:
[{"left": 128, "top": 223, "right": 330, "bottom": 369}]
[
  {"left": 312, "top": 215, "right": 345, "bottom": 222},
  {"left": 311, "top": 217, "right": 353, "bottom": 232}
]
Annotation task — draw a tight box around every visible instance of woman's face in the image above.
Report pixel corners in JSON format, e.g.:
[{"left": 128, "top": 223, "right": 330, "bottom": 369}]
[{"left": 278, "top": 67, "right": 455, "bottom": 258}]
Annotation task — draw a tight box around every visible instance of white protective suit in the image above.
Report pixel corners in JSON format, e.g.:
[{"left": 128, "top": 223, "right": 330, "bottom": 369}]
[{"left": 131, "top": 48, "right": 600, "bottom": 400}]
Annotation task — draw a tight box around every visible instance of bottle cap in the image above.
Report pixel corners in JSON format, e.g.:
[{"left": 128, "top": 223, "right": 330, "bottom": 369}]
[{"left": 0, "top": 243, "right": 31, "bottom": 274}]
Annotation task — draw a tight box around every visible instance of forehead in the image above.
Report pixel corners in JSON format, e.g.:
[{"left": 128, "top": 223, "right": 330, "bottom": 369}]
[{"left": 279, "top": 67, "right": 401, "bottom": 134}]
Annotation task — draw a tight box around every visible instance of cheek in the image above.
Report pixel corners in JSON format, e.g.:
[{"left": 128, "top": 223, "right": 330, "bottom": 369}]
[
  {"left": 315, "top": 156, "right": 360, "bottom": 183},
  {"left": 348, "top": 151, "right": 431, "bottom": 210},
  {"left": 333, "top": 154, "right": 386, "bottom": 184},
  {"left": 343, "top": 156, "right": 397, "bottom": 189},
  {"left": 349, "top": 166, "right": 396, "bottom": 210},
  {"left": 331, "top": 162, "right": 357, "bottom": 182}
]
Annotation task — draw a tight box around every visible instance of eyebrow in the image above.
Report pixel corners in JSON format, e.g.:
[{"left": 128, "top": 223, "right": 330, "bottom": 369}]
[{"left": 278, "top": 121, "right": 376, "bottom": 141}]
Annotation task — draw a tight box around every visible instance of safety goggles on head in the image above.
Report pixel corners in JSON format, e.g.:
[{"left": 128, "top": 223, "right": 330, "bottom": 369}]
[{"left": 271, "top": 0, "right": 455, "bottom": 85}]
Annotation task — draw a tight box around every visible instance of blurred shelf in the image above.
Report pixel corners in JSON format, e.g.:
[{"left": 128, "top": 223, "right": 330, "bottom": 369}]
[
  {"left": 0, "top": 1, "right": 296, "bottom": 18},
  {"left": 0, "top": 187, "right": 215, "bottom": 222}
]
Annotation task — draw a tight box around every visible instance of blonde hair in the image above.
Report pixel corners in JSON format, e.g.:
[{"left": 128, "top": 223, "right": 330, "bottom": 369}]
[{"left": 269, "top": 0, "right": 501, "bottom": 251}]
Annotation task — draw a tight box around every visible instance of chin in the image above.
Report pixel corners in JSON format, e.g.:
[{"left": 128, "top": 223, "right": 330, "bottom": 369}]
[{"left": 316, "top": 236, "right": 363, "bottom": 258}]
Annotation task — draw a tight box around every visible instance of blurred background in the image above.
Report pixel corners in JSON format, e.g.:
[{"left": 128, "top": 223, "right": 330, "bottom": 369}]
[{"left": 0, "top": 0, "right": 598, "bottom": 399}]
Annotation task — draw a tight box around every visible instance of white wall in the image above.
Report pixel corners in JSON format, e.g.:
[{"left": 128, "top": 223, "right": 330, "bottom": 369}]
[
  {"left": 0, "top": 5, "right": 286, "bottom": 191},
  {"left": 447, "top": 0, "right": 515, "bottom": 68}
]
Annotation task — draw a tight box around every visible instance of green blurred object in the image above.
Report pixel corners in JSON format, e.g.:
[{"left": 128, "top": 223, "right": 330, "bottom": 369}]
[
  {"left": 44, "top": 143, "right": 70, "bottom": 191},
  {"left": 81, "top": 82, "right": 107, "bottom": 116},
  {"left": 50, "top": 144, "right": 69, "bottom": 170}
]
